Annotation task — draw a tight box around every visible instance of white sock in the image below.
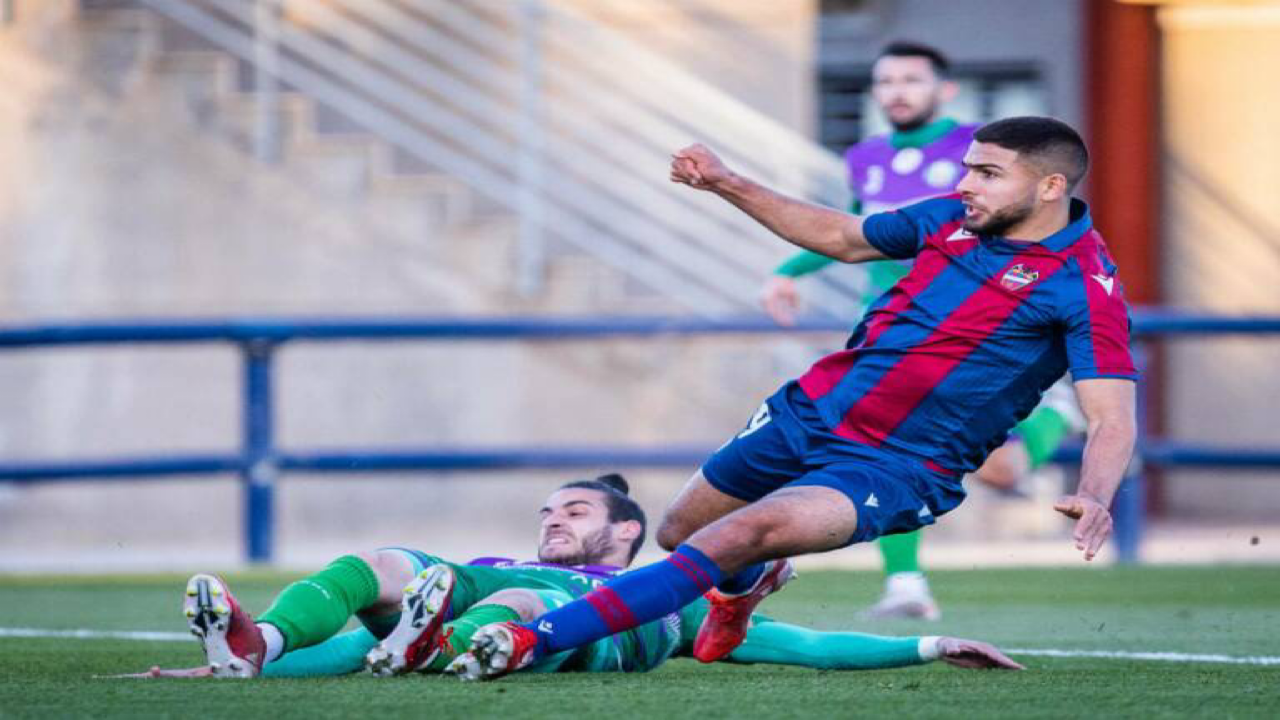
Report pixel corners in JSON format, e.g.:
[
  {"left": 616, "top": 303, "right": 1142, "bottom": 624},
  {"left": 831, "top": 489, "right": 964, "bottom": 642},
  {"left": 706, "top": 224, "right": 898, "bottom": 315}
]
[
  {"left": 257, "top": 623, "right": 285, "bottom": 664},
  {"left": 885, "top": 571, "right": 931, "bottom": 598},
  {"left": 918, "top": 636, "right": 942, "bottom": 661}
]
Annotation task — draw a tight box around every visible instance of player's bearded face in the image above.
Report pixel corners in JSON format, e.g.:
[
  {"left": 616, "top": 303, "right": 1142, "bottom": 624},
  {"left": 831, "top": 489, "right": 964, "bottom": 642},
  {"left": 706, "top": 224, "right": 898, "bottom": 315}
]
[
  {"left": 958, "top": 143, "right": 1041, "bottom": 237},
  {"left": 538, "top": 489, "right": 624, "bottom": 566},
  {"left": 538, "top": 524, "right": 615, "bottom": 566},
  {"left": 871, "top": 56, "right": 948, "bottom": 132},
  {"left": 962, "top": 193, "right": 1037, "bottom": 236}
]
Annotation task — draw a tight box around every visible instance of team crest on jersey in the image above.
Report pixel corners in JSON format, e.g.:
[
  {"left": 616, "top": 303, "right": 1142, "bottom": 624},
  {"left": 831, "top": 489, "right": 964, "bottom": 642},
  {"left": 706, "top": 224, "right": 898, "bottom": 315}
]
[{"left": 1000, "top": 264, "right": 1040, "bottom": 291}]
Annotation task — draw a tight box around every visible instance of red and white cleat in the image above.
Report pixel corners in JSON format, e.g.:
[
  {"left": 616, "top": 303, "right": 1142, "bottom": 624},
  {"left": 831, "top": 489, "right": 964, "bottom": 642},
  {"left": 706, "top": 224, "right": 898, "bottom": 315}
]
[
  {"left": 182, "top": 574, "right": 266, "bottom": 678},
  {"left": 365, "top": 564, "right": 456, "bottom": 676},
  {"left": 693, "top": 559, "right": 795, "bottom": 663},
  {"left": 445, "top": 622, "right": 539, "bottom": 681}
]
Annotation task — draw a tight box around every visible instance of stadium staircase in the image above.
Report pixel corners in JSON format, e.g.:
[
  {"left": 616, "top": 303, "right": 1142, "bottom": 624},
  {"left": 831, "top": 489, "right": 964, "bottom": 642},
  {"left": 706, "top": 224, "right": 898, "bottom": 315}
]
[{"left": 77, "top": 0, "right": 863, "bottom": 317}]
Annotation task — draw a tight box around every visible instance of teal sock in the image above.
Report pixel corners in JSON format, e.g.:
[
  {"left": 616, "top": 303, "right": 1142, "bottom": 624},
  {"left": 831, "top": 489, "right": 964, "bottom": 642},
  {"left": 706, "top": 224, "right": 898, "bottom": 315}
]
[
  {"left": 261, "top": 628, "right": 378, "bottom": 678},
  {"left": 727, "top": 620, "right": 926, "bottom": 669}
]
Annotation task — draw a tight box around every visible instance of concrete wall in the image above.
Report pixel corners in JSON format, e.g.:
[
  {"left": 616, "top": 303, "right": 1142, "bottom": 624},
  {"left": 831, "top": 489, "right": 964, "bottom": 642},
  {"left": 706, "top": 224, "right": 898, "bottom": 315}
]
[
  {"left": 566, "top": 0, "right": 819, "bottom": 135},
  {"left": 0, "top": 3, "right": 782, "bottom": 569},
  {"left": 1158, "top": 4, "right": 1280, "bottom": 519}
]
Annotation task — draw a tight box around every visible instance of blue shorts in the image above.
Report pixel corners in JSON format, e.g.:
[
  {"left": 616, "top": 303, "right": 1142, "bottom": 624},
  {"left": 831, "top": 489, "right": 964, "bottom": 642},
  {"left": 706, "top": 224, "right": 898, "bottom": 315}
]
[{"left": 701, "top": 383, "right": 967, "bottom": 546}]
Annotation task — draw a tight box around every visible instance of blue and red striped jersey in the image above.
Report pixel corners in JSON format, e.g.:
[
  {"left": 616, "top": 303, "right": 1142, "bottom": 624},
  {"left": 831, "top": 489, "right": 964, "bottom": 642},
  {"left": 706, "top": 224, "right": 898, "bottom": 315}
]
[{"left": 796, "top": 195, "right": 1137, "bottom": 473}]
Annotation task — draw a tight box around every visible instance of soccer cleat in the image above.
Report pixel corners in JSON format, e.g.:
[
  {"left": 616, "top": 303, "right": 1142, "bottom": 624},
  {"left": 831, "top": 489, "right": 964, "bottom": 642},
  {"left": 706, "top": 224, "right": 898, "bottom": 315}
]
[
  {"left": 444, "top": 622, "right": 539, "bottom": 681},
  {"left": 365, "top": 564, "right": 456, "bottom": 677},
  {"left": 693, "top": 559, "right": 795, "bottom": 663},
  {"left": 182, "top": 573, "right": 266, "bottom": 678},
  {"left": 859, "top": 571, "right": 942, "bottom": 621},
  {"left": 858, "top": 593, "right": 942, "bottom": 621}
]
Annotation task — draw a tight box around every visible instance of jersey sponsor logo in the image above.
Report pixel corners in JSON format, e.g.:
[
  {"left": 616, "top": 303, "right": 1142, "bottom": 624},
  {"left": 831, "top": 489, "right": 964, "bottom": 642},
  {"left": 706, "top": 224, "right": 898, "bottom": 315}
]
[
  {"left": 537, "top": 619, "right": 554, "bottom": 634},
  {"left": 865, "top": 493, "right": 880, "bottom": 508},
  {"left": 737, "top": 403, "right": 771, "bottom": 439},
  {"left": 1000, "top": 263, "right": 1040, "bottom": 291},
  {"left": 918, "top": 505, "right": 933, "bottom": 518},
  {"left": 1091, "top": 273, "right": 1115, "bottom": 295}
]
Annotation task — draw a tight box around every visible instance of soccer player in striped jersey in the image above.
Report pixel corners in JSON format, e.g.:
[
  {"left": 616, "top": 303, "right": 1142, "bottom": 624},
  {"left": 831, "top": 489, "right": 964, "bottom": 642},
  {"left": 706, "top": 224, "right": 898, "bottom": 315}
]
[
  {"left": 137, "top": 474, "right": 1019, "bottom": 679},
  {"left": 459, "top": 116, "right": 1136, "bottom": 681},
  {"left": 762, "top": 42, "right": 1083, "bottom": 622}
]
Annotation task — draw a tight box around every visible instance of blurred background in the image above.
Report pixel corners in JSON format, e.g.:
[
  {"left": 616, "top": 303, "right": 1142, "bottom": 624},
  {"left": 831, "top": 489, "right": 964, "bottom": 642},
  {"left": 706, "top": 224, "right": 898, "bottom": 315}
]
[{"left": 0, "top": 0, "right": 1276, "bottom": 572}]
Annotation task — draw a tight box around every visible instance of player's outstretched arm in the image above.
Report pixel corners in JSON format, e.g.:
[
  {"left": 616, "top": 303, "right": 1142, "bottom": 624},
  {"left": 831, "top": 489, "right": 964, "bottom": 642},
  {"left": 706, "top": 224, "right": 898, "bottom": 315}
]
[
  {"left": 1054, "top": 378, "right": 1137, "bottom": 560},
  {"left": 670, "top": 144, "right": 887, "bottom": 264}
]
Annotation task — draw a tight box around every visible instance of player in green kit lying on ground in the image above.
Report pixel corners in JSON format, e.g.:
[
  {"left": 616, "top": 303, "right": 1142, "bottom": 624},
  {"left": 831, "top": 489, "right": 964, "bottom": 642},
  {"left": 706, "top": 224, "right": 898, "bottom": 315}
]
[{"left": 130, "top": 474, "right": 1021, "bottom": 679}]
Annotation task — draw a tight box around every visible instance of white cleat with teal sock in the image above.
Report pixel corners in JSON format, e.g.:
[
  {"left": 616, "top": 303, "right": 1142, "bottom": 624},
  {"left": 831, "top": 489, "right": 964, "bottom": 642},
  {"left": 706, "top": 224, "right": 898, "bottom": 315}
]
[{"left": 365, "top": 564, "right": 456, "bottom": 677}]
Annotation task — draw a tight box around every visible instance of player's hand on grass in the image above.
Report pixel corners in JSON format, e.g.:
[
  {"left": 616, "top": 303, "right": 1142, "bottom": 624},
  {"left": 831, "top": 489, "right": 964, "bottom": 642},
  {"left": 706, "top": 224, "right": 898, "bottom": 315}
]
[
  {"left": 1054, "top": 494, "right": 1113, "bottom": 561},
  {"left": 937, "top": 638, "right": 1025, "bottom": 670},
  {"left": 670, "top": 144, "right": 735, "bottom": 191},
  {"left": 761, "top": 276, "right": 800, "bottom": 326}
]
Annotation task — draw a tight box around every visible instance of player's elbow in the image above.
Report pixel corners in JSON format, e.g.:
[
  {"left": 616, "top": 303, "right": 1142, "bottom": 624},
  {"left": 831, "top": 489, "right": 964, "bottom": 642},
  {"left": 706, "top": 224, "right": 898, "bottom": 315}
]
[{"left": 828, "top": 243, "right": 874, "bottom": 264}]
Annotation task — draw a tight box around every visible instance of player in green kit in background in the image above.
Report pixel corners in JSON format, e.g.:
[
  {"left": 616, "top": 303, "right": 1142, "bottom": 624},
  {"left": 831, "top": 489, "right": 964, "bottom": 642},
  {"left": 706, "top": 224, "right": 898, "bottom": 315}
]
[
  {"left": 760, "top": 41, "right": 1082, "bottom": 621},
  {"left": 132, "top": 475, "right": 1020, "bottom": 679}
]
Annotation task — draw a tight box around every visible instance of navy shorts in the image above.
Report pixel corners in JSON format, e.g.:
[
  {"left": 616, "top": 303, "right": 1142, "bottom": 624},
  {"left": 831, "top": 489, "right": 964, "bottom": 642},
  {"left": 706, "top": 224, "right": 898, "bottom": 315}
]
[{"left": 701, "top": 383, "right": 967, "bottom": 546}]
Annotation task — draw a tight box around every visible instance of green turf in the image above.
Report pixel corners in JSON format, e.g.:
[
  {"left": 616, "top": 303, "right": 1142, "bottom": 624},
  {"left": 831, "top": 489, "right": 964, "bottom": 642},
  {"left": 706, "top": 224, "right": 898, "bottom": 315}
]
[{"left": 2, "top": 566, "right": 1278, "bottom": 719}]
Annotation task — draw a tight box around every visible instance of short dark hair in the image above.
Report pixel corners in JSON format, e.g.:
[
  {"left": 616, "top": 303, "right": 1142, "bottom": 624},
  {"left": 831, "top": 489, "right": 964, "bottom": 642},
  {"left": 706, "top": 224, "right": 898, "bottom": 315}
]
[
  {"left": 558, "top": 473, "right": 646, "bottom": 562},
  {"left": 876, "top": 41, "right": 951, "bottom": 76},
  {"left": 973, "top": 116, "right": 1090, "bottom": 191}
]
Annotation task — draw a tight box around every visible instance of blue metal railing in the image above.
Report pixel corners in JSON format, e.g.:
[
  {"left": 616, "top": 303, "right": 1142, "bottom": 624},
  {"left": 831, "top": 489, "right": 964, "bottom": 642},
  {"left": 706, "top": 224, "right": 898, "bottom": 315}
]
[{"left": 1, "top": 313, "right": 1277, "bottom": 563}]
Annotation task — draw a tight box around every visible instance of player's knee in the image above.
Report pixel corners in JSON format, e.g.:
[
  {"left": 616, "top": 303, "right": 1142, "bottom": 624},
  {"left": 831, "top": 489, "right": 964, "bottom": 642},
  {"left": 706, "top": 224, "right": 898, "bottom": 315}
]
[
  {"left": 478, "top": 589, "right": 546, "bottom": 622},
  {"left": 357, "top": 550, "right": 416, "bottom": 604},
  {"left": 975, "top": 443, "right": 1029, "bottom": 490},
  {"left": 689, "top": 513, "right": 785, "bottom": 570},
  {"left": 656, "top": 519, "right": 688, "bottom": 552}
]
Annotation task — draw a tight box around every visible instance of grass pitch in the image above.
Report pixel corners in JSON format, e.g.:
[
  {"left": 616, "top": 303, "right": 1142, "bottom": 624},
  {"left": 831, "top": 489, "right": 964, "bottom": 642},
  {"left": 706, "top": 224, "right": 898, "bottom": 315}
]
[{"left": 2, "top": 566, "right": 1277, "bottom": 719}]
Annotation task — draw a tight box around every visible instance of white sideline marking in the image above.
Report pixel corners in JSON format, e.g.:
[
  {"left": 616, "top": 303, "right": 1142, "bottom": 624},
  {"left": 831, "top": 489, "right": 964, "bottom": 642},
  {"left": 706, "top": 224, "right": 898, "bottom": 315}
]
[
  {"left": 1007, "top": 648, "right": 1280, "bottom": 666},
  {"left": 3, "top": 627, "right": 1280, "bottom": 666},
  {"left": 0, "top": 627, "right": 189, "bottom": 642}
]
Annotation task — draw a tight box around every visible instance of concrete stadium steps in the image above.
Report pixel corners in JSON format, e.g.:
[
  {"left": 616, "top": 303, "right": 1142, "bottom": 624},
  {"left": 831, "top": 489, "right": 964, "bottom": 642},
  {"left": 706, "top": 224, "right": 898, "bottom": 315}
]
[{"left": 99, "top": 3, "right": 682, "bottom": 313}]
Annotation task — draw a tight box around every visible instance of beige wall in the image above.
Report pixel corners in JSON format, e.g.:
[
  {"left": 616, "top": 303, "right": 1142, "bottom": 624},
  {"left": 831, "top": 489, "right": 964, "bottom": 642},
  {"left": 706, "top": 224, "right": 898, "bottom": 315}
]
[
  {"left": 563, "top": 0, "right": 818, "bottom": 134},
  {"left": 1159, "top": 4, "right": 1280, "bottom": 518}
]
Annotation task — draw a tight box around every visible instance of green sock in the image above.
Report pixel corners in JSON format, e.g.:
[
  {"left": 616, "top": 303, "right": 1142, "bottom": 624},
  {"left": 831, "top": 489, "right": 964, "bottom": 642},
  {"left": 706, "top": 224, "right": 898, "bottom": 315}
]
[
  {"left": 1018, "top": 407, "right": 1071, "bottom": 469},
  {"left": 423, "top": 603, "right": 522, "bottom": 672},
  {"left": 879, "top": 530, "right": 922, "bottom": 576},
  {"left": 258, "top": 555, "right": 381, "bottom": 653}
]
